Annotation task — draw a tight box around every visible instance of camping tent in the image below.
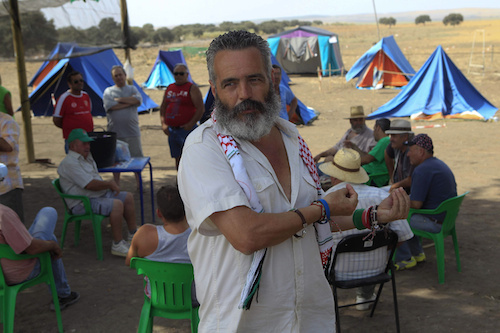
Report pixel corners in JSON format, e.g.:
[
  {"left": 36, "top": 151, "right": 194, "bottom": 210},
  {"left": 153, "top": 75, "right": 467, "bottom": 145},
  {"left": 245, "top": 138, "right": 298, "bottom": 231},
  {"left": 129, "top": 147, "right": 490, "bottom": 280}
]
[
  {"left": 346, "top": 35, "right": 415, "bottom": 89},
  {"left": 142, "top": 50, "right": 195, "bottom": 89},
  {"left": 366, "top": 46, "right": 497, "bottom": 121},
  {"left": 202, "top": 54, "right": 318, "bottom": 125},
  {"left": 28, "top": 43, "right": 158, "bottom": 117},
  {"left": 268, "top": 26, "right": 344, "bottom": 76}
]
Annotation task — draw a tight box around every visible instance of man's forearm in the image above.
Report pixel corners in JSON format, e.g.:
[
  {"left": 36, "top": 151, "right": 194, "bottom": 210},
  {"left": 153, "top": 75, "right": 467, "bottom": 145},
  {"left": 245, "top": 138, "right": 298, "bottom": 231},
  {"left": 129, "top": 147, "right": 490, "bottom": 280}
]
[
  {"left": 85, "top": 179, "right": 114, "bottom": 191},
  {"left": 0, "top": 138, "right": 13, "bottom": 152}
]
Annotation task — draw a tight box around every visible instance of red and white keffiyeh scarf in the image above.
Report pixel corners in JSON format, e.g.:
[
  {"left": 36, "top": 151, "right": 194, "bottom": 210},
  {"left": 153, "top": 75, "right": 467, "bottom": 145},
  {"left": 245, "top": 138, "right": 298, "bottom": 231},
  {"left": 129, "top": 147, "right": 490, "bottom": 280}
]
[{"left": 213, "top": 115, "right": 333, "bottom": 310}]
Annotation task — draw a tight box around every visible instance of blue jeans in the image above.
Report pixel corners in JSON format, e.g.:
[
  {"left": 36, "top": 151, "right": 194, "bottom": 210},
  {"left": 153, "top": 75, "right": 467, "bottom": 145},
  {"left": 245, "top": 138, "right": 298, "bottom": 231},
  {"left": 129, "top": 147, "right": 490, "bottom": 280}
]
[
  {"left": 395, "top": 214, "right": 442, "bottom": 262},
  {"left": 25, "top": 207, "right": 71, "bottom": 298}
]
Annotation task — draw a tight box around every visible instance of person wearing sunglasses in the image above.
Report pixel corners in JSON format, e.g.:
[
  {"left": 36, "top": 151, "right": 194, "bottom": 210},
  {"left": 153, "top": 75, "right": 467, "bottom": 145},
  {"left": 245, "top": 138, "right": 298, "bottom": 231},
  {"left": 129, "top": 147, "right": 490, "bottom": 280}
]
[
  {"left": 53, "top": 71, "right": 93, "bottom": 153},
  {"left": 160, "top": 64, "right": 204, "bottom": 169}
]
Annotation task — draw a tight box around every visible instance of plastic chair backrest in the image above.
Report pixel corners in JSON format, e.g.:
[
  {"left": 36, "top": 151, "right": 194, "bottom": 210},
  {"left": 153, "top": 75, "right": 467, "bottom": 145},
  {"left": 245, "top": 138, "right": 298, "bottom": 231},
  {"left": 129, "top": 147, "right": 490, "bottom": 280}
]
[
  {"left": 130, "top": 258, "right": 195, "bottom": 315},
  {"left": 52, "top": 178, "right": 95, "bottom": 216},
  {"left": 0, "top": 243, "right": 63, "bottom": 332},
  {"left": 329, "top": 229, "right": 398, "bottom": 283},
  {"left": 408, "top": 192, "right": 468, "bottom": 234}
]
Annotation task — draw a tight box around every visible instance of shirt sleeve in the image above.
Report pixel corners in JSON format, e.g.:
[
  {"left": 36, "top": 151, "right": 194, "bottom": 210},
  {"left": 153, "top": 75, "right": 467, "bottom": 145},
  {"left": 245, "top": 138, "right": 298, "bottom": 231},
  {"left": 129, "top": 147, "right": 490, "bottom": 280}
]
[
  {"left": 409, "top": 166, "right": 430, "bottom": 202},
  {"left": 102, "top": 87, "right": 118, "bottom": 111},
  {"left": 0, "top": 118, "right": 19, "bottom": 149},
  {"left": 178, "top": 130, "right": 251, "bottom": 236},
  {"left": 2, "top": 209, "right": 32, "bottom": 254},
  {"left": 131, "top": 86, "right": 143, "bottom": 104}
]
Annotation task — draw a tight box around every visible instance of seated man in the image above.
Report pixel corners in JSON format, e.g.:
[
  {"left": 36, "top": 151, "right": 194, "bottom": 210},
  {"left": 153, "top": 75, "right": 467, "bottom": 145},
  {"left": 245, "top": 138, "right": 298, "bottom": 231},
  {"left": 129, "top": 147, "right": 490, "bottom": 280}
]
[
  {"left": 57, "top": 128, "right": 137, "bottom": 257},
  {"left": 314, "top": 105, "right": 376, "bottom": 163},
  {"left": 384, "top": 119, "right": 415, "bottom": 193},
  {"left": 272, "top": 64, "right": 298, "bottom": 122},
  {"left": 126, "top": 184, "right": 197, "bottom": 305},
  {"left": 345, "top": 118, "right": 391, "bottom": 187},
  {"left": 321, "top": 148, "right": 413, "bottom": 311},
  {"left": 126, "top": 184, "right": 190, "bottom": 266},
  {"left": 394, "top": 134, "right": 457, "bottom": 270},
  {"left": 0, "top": 204, "right": 80, "bottom": 310}
]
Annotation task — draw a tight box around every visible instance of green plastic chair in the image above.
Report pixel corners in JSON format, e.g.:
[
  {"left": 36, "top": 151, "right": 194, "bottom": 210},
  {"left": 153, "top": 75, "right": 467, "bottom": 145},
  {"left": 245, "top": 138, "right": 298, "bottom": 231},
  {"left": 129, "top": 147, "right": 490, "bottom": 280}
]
[
  {"left": 130, "top": 258, "right": 199, "bottom": 333},
  {"left": 0, "top": 243, "right": 63, "bottom": 333},
  {"left": 408, "top": 192, "right": 469, "bottom": 284},
  {"left": 52, "top": 178, "right": 107, "bottom": 260}
]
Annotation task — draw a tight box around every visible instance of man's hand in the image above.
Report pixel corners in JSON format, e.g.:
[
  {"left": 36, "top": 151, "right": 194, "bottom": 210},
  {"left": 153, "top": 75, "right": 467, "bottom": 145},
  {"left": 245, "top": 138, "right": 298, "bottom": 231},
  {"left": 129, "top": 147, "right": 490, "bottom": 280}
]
[
  {"left": 181, "top": 120, "right": 196, "bottom": 131},
  {"left": 323, "top": 183, "right": 358, "bottom": 216},
  {"left": 49, "top": 241, "right": 63, "bottom": 259},
  {"left": 313, "top": 153, "right": 323, "bottom": 163},
  {"left": 344, "top": 140, "right": 361, "bottom": 153},
  {"left": 108, "top": 180, "right": 120, "bottom": 195},
  {"left": 378, "top": 187, "right": 410, "bottom": 223}
]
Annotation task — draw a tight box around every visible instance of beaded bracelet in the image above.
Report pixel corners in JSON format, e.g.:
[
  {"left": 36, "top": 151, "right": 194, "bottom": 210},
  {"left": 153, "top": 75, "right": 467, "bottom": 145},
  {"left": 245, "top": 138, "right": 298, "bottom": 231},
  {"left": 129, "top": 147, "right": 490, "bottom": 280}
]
[
  {"left": 292, "top": 209, "right": 308, "bottom": 238},
  {"left": 310, "top": 201, "right": 326, "bottom": 221}
]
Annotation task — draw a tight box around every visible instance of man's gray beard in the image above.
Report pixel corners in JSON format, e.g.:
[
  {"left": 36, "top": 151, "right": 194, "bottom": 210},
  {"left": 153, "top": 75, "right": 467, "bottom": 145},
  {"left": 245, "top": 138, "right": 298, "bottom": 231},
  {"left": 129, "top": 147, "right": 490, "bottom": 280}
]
[
  {"left": 214, "top": 87, "right": 281, "bottom": 141},
  {"left": 352, "top": 124, "right": 365, "bottom": 134}
]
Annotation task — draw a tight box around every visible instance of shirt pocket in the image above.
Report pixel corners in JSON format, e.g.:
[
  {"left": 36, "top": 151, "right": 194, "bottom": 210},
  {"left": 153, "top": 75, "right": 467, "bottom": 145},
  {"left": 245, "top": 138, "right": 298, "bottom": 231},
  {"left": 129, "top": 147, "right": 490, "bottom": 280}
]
[{"left": 252, "top": 176, "right": 275, "bottom": 193}]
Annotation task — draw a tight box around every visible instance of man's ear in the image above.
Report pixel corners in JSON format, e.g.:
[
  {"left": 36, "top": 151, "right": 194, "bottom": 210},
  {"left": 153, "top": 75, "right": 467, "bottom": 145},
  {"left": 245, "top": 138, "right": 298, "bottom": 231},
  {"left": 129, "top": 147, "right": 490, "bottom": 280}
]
[
  {"left": 156, "top": 208, "right": 163, "bottom": 219},
  {"left": 209, "top": 80, "right": 216, "bottom": 98}
]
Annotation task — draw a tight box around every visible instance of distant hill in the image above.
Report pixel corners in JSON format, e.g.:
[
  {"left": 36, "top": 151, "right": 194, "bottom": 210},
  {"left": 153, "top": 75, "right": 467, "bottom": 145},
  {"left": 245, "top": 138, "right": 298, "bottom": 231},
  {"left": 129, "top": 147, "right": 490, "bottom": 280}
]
[{"left": 253, "top": 8, "right": 500, "bottom": 25}]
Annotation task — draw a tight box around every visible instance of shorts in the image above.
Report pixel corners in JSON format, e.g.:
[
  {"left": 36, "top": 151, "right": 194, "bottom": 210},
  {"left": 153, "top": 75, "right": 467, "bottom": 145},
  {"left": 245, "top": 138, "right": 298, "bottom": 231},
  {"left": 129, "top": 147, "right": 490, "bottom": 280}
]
[
  {"left": 119, "top": 136, "right": 144, "bottom": 157},
  {"left": 168, "top": 126, "right": 196, "bottom": 158},
  {"left": 71, "top": 191, "right": 128, "bottom": 216}
]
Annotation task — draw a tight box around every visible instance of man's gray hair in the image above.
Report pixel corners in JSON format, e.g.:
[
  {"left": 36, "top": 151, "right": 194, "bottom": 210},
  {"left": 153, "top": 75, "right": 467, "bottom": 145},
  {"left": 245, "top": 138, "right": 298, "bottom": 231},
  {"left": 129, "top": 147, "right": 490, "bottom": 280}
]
[
  {"left": 111, "top": 65, "right": 125, "bottom": 74},
  {"left": 173, "top": 63, "right": 188, "bottom": 71},
  {"left": 206, "top": 30, "right": 272, "bottom": 85}
]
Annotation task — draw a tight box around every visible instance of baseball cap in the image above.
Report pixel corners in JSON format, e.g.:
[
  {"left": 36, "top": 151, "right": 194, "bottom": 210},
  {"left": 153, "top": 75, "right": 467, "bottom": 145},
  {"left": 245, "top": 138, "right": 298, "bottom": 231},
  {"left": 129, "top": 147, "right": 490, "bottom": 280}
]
[
  {"left": 67, "top": 128, "right": 94, "bottom": 144},
  {"left": 407, "top": 133, "right": 433, "bottom": 153}
]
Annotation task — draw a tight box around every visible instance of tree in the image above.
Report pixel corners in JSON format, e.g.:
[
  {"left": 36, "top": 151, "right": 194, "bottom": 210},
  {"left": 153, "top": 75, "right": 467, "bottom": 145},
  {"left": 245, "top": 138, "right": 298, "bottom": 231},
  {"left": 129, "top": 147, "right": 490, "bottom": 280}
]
[
  {"left": 313, "top": 20, "right": 323, "bottom": 26},
  {"left": 443, "top": 13, "right": 464, "bottom": 26},
  {"left": 0, "top": 11, "right": 57, "bottom": 57},
  {"left": 415, "top": 15, "right": 431, "bottom": 25},
  {"left": 379, "top": 17, "right": 396, "bottom": 27}
]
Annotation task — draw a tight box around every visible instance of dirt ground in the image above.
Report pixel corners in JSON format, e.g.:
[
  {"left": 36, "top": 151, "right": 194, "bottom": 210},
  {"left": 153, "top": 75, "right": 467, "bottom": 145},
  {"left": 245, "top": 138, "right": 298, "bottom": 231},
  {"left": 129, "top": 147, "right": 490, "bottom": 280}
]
[{"left": 2, "top": 21, "right": 500, "bottom": 332}]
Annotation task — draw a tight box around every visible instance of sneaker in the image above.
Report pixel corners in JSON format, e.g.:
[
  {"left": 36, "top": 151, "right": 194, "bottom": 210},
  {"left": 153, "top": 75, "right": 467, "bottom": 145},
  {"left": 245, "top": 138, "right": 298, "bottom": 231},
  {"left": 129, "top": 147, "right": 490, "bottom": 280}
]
[
  {"left": 395, "top": 256, "right": 417, "bottom": 271},
  {"left": 51, "top": 291, "right": 80, "bottom": 311},
  {"left": 414, "top": 252, "right": 426, "bottom": 263},
  {"left": 111, "top": 240, "right": 130, "bottom": 257},
  {"left": 355, "top": 293, "right": 376, "bottom": 311}
]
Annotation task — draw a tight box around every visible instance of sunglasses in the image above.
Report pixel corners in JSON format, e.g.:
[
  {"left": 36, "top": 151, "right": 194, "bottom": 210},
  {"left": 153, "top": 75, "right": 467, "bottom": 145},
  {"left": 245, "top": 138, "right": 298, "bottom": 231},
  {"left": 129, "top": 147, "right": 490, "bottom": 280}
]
[
  {"left": 73, "top": 79, "right": 84, "bottom": 84},
  {"left": 173, "top": 72, "right": 186, "bottom": 76}
]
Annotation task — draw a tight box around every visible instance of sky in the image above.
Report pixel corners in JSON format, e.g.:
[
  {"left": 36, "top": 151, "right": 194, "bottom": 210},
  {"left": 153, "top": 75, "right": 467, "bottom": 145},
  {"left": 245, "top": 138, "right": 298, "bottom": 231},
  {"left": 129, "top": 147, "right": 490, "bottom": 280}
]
[
  {"left": 125, "top": 0, "right": 500, "bottom": 27},
  {"left": 42, "top": 0, "right": 500, "bottom": 29}
]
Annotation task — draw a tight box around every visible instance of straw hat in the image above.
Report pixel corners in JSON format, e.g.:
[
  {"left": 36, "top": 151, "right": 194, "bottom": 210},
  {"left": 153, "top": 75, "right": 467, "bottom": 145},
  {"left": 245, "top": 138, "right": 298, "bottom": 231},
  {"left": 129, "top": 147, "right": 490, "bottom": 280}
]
[
  {"left": 319, "top": 148, "right": 369, "bottom": 184},
  {"left": 345, "top": 105, "right": 366, "bottom": 119},
  {"left": 385, "top": 119, "right": 414, "bottom": 134}
]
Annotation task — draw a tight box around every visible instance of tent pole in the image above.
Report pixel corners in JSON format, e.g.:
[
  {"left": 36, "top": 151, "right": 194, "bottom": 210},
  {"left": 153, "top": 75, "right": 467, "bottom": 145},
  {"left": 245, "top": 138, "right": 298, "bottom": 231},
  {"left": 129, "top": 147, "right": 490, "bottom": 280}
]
[
  {"left": 9, "top": 0, "right": 35, "bottom": 163},
  {"left": 120, "top": 0, "right": 133, "bottom": 84},
  {"left": 372, "top": 0, "right": 381, "bottom": 41}
]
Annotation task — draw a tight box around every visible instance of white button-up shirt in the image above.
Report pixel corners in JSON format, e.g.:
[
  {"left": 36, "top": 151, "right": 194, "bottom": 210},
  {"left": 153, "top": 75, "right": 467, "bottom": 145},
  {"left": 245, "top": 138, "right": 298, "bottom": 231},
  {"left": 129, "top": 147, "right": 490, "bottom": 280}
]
[{"left": 178, "top": 118, "right": 335, "bottom": 333}]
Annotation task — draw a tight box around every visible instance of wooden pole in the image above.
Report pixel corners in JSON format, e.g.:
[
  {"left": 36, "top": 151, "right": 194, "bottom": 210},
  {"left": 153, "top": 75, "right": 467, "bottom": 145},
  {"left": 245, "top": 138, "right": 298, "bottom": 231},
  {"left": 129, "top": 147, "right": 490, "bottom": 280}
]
[
  {"left": 372, "top": 0, "right": 381, "bottom": 41},
  {"left": 120, "top": 0, "right": 133, "bottom": 84},
  {"left": 9, "top": 0, "right": 35, "bottom": 163}
]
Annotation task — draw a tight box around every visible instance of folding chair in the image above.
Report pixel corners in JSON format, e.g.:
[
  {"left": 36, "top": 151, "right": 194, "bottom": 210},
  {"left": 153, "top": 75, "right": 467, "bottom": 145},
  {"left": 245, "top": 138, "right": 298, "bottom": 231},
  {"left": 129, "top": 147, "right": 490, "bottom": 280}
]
[
  {"left": 328, "top": 229, "right": 400, "bottom": 333},
  {"left": 52, "top": 178, "right": 107, "bottom": 260},
  {"left": 0, "top": 244, "right": 63, "bottom": 333},
  {"left": 408, "top": 192, "right": 468, "bottom": 284},
  {"left": 130, "top": 258, "right": 199, "bottom": 333}
]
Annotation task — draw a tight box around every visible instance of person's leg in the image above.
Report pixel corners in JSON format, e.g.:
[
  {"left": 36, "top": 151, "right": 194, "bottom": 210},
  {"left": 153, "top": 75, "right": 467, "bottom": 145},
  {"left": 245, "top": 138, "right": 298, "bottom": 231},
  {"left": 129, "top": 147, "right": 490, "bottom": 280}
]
[
  {"left": 109, "top": 199, "right": 125, "bottom": 242},
  {"left": 113, "top": 172, "right": 121, "bottom": 186},
  {"left": 357, "top": 285, "right": 375, "bottom": 299},
  {"left": 28, "top": 207, "right": 71, "bottom": 297},
  {"left": 168, "top": 128, "right": 182, "bottom": 170},
  {"left": 122, "top": 136, "right": 144, "bottom": 190},
  {"left": 123, "top": 192, "right": 137, "bottom": 234},
  {"left": 407, "top": 214, "right": 443, "bottom": 256}
]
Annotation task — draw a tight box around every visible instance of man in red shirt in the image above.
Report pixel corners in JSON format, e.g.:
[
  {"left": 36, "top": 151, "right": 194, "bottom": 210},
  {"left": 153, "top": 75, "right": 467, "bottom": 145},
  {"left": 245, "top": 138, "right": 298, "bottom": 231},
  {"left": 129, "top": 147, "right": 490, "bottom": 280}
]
[
  {"left": 160, "top": 64, "right": 204, "bottom": 169},
  {"left": 53, "top": 71, "right": 94, "bottom": 153}
]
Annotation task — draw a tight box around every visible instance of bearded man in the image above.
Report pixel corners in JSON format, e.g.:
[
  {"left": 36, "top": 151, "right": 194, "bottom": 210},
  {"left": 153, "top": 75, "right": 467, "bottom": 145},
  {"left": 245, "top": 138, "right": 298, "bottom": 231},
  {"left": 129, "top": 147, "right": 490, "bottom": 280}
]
[
  {"left": 313, "top": 105, "right": 376, "bottom": 163},
  {"left": 177, "top": 30, "right": 409, "bottom": 333}
]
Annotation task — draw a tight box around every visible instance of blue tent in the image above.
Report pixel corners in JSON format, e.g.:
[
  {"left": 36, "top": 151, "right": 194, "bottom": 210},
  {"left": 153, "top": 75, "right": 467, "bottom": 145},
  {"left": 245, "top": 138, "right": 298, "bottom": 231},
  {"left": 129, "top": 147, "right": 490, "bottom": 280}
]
[
  {"left": 202, "top": 54, "right": 318, "bottom": 125},
  {"left": 142, "top": 50, "right": 194, "bottom": 89},
  {"left": 346, "top": 35, "right": 415, "bottom": 89},
  {"left": 367, "top": 46, "right": 497, "bottom": 120},
  {"left": 28, "top": 43, "right": 158, "bottom": 117},
  {"left": 268, "top": 26, "right": 344, "bottom": 76}
]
